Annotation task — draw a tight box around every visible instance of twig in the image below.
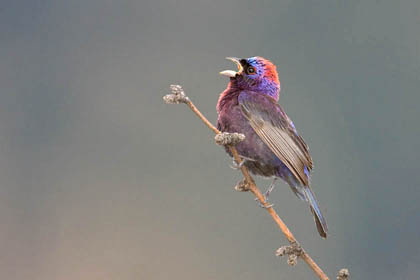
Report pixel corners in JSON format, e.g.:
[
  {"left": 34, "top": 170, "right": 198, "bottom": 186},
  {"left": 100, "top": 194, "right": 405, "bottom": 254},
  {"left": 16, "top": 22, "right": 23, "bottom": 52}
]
[{"left": 164, "top": 84, "right": 347, "bottom": 280}]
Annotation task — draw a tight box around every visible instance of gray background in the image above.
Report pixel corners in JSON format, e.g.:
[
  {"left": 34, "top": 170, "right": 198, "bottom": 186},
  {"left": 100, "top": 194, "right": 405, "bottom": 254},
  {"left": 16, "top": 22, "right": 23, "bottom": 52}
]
[{"left": 1, "top": 0, "right": 419, "bottom": 279}]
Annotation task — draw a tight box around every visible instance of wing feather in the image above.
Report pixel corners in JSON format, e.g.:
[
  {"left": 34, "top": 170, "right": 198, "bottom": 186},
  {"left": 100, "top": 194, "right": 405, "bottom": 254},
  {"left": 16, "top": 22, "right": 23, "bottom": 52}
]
[{"left": 239, "top": 92, "right": 313, "bottom": 185}]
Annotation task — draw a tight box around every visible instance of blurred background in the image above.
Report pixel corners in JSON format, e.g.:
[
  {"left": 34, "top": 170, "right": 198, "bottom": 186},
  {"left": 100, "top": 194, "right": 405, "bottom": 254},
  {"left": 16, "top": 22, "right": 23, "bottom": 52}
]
[{"left": 1, "top": 0, "right": 419, "bottom": 279}]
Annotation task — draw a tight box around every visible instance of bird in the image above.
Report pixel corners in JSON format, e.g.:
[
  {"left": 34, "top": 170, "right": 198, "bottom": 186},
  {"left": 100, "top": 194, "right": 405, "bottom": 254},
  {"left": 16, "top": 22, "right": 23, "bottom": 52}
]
[{"left": 217, "top": 56, "right": 328, "bottom": 238}]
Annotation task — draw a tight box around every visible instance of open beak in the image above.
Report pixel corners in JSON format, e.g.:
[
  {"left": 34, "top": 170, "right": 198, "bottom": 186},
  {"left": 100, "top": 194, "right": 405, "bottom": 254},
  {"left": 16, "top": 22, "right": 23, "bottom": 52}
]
[{"left": 219, "top": 57, "right": 243, "bottom": 77}]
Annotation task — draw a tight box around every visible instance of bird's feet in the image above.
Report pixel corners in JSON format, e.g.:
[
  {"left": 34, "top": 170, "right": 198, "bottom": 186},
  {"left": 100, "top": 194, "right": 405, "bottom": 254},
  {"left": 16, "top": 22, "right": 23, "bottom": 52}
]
[
  {"left": 255, "top": 178, "right": 277, "bottom": 208},
  {"left": 255, "top": 195, "right": 274, "bottom": 208},
  {"left": 230, "top": 156, "right": 255, "bottom": 170},
  {"left": 230, "top": 159, "right": 246, "bottom": 170}
]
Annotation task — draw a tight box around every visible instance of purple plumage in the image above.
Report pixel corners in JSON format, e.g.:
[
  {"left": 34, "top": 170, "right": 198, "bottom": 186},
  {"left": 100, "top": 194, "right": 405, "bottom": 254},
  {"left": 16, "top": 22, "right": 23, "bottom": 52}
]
[{"left": 217, "top": 57, "right": 328, "bottom": 238}]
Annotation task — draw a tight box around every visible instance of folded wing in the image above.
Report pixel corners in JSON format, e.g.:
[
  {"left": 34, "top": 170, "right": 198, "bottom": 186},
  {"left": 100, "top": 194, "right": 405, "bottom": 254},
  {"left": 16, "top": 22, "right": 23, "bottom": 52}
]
[{"left": 238, "top": 91, "right": 313, "bottom": 186}]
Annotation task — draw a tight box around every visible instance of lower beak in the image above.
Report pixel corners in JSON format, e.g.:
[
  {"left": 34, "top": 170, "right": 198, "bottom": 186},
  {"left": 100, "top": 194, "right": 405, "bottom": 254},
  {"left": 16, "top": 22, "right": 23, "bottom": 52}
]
[{"left": 220, "top": 57, "right": 243, "bottom": 77}]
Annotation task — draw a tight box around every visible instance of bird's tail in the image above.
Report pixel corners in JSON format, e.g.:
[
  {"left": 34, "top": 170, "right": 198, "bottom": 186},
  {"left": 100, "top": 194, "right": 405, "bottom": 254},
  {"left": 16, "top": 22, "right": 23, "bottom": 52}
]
[{"left": 303, "top": 186, "right": 328, "bottom": 238}]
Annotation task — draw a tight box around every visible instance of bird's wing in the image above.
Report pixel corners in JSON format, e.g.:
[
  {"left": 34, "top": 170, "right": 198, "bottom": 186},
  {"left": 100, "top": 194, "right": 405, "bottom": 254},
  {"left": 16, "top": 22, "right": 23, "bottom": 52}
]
[{"left": 238, "top": 91, "right": 313, "bottom": 186}]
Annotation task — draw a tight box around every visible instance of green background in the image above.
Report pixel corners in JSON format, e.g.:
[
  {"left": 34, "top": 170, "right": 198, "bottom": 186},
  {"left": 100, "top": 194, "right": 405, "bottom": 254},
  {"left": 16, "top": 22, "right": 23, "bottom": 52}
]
[{"left": 1, "top": 1, "right": 419, "bottom": 279}]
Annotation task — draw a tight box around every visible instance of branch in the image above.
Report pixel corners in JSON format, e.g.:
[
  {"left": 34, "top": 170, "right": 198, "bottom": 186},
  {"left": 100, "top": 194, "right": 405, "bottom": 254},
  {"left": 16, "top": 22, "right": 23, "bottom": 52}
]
[{"left": 164, "top": 84, "right": 348, "bottom": 280}]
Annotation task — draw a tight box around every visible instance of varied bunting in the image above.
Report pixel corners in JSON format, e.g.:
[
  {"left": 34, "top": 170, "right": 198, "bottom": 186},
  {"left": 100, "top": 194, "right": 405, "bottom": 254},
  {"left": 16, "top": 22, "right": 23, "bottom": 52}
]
[{"left": 217, "top": 57, "right": 328, "bottom": 238}]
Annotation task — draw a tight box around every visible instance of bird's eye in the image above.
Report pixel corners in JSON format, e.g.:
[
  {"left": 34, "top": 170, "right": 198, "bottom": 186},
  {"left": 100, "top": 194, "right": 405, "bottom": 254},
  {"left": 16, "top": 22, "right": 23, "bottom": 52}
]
[{"left": 246, "top": 66, "right": 256, "bottom": 74}]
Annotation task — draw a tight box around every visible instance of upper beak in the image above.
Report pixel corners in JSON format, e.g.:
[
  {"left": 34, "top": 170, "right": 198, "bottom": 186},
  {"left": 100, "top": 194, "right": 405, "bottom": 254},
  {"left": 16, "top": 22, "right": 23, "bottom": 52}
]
[{"left": 220, "top": 57, "right": 243, "bottom": 77}]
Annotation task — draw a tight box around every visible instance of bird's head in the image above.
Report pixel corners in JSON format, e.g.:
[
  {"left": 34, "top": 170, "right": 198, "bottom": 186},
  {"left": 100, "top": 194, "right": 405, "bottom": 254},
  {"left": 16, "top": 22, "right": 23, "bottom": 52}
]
[{"left": 220, "top": 56, "right": 280, "bottom": 100}]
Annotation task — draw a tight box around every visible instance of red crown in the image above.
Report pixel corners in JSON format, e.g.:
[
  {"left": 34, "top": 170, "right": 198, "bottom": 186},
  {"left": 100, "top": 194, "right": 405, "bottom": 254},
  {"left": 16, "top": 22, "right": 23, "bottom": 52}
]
[{"left": 256, "top": 57, "right": 280, "bottom": 85}]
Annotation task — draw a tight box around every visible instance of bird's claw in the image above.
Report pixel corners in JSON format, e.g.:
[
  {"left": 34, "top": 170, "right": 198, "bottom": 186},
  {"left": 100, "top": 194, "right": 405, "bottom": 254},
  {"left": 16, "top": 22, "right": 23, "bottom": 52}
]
[
  {"left": 255, "top": 196, "right": 274, "bottom": 208},
  {"left": 264, "top": 182, "right": 276, "bottom": 198},
  {"left": 255, "top": 178, "right": 277, "bottom": 208},
  {"left": 229, "top": 155, "right": 256, "bottom": 170},
  {"left": 230, "top": 159, "right": 245, "bottom": 170}
]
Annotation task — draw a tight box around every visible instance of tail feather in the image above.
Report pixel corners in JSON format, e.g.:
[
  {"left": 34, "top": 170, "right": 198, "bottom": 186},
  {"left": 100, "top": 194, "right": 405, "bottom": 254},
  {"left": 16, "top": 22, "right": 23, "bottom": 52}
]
[
  {"left": 284, "top": 174, "right": 328, "bottom": 238},
  {"left": 303, "top": 186, "right": 328, "bottom": 238}
]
